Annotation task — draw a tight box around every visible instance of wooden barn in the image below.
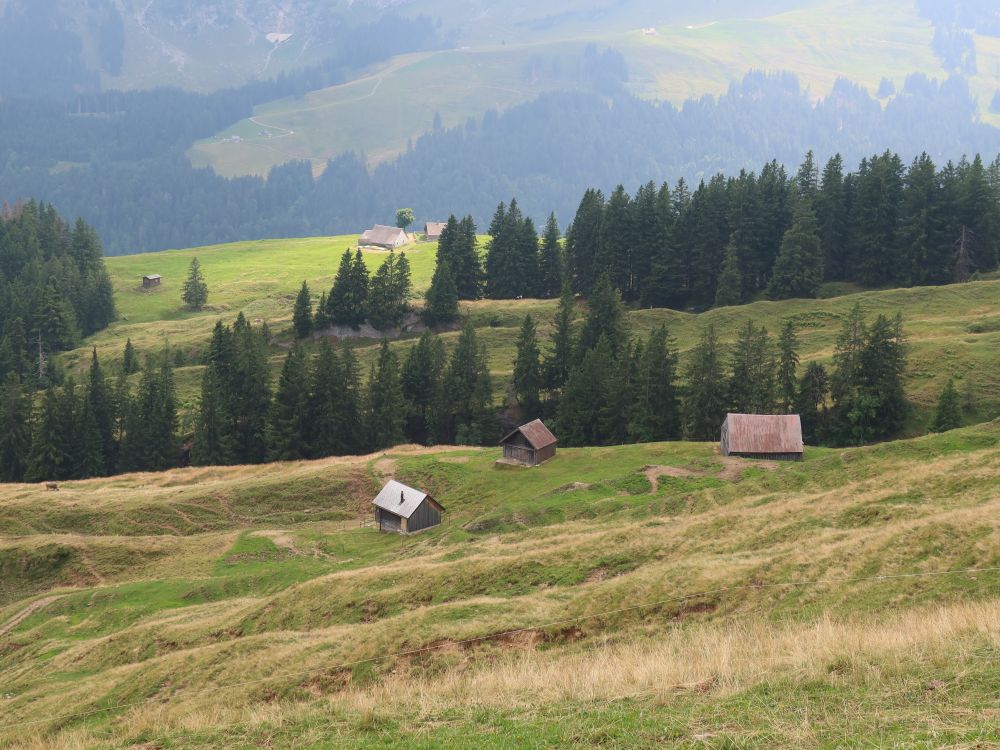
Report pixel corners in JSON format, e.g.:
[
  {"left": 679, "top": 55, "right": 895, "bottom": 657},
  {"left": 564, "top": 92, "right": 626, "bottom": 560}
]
[
  {"left": 371, "top": 480, "right": 444, "bottom": 535},
  {"left": 142, "top": 274, "right": 161, "bottom": 289},
  {"left": 359, "top": 225, "right": 410, "bottom": 250},
  {"left": 720, "top": 413, "right": 804, "bottom": 461},
  {"left": 424, "top": 222, "right": 446, "bottom": 241},
  {"left": 499, "top": 419, "right": 558, "bottom": 467}
]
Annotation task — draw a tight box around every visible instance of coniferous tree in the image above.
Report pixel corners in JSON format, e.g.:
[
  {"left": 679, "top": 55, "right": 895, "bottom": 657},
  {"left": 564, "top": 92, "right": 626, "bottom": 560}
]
[
  {"left": 329, "top": 249, "right": 369, "bottom": 328},
  {"left": 268, "top": 343, "right": 311, "bottom": 460},
  {"left": 307, "top": 341, "right": 345, "bottom": 457},
  {"left": 25, "top": 387, "right": 69, "bottom": 482},
  {"left": 817, "top": 154, "right": 850, "bottom": 281},
  {"left": 538, "top": 213, "right": 564, "bottom": 298},
  {"left": 776, "top": 321, "right": 800, "bottom": 413},
  {"left": 293, "top": 281, "right": 314, "bottom": 339},
  {"left": 182, "top": 257, "right": 209, "bottom": 311},
  {"left": 577, "top": 273, "right": 627, "bottom": 357},
  {"left": 437, "top": 321, "right": 494, "bottom": 444},
  {"left": 314, "top": 291, "right": 332, "bottom": 331},
  {"left": 402, "top": 331, "right": 446, "bottom": 444},
  {"left": 683, "top": 325, "right": 727, "bottom": 441},
  {"left": 796, "top": 361, "right": 830, "bottom": 444},
  {"left": 0, "top": 374, "right": 32, "bottom": 482},
  {"left": 558, "top": 336, "right": 614, "bottom": 446},
  {"left": 120, "top": 356, "right": 178, "bottom": 472},
  {"left": 512, "top": 315, "right": 543, "bottom": 420},
  {"left": 768, "top": 201, "right": 823, "bottom": 299},
  {"left": 566, "top": 188, "right": 605, "bottom": 294},
  {"left": 545, "top": 282, "right": 576, "bottom": 392},
  {"left": 930, "top": 377, "right": 962, "bottom": 433},
  {"left": 122, "top": 338, "right": 140, "bottom": 375},
  {"left": 629, "top": 326, "right": 681, "bottom": 442},
  {"left": 86, "top": 348, "right": 115, "bottom": 473},
  {"left": 230, "top": 314, "right": 273, "bottom": 463},
  {"left": 366, "top": 339, "right": 406, "bottom": 451},
  {"left": 714, "top": 238, "right": 743, "bottom": 307},
  {"left": 368, "top": 251, "right": 411, "bottom": 330},
  {"left": 423, "top": 259, "right": 459, "bottom": 326},
  {"left": 728, "top": 320, "right": 775, "bottom": 414},
  {"left": 191, "top": 364, "right": 233, "bottom": 466}
]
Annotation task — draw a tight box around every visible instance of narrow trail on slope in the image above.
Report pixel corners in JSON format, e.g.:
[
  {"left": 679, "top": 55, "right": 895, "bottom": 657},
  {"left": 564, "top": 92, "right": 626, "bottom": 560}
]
[{"left": 0, "top": 596, "right": 64, "bottom": 638}]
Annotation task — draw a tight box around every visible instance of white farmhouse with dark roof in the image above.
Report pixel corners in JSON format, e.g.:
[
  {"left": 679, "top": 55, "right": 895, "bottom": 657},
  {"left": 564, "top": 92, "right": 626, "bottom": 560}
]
[{"left": 371, "top": 480, "right": 444, "bottom": 534}]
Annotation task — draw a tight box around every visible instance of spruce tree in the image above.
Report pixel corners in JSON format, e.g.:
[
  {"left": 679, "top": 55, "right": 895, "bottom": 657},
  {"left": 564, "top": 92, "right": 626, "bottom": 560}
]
[
  {"left": 683, "top": 325, "right": 727, "bottom": 441},
  {"left": 512, "top": 315, "right": 542, "bottom": 420},
  {"left": 293, "top": 281, "right": 314, "bottom": 339},
  {"left": 545, "top": 282, "right": 576, "bottom": 392},
  {"left": 267, "top": 343, "right": 311, "bottom": 460},
  {"left": 423, "top": 259, "right": 459, "bottom": 326},
  {"left": 86, "top": 348, "right": 116, "bottom": 473},
  {"left": 402, "top": 331, "right": 446, "bottom": 444},
  {"left": 368, "top": 251, "right": 410, "bottom": 330},
  {"left": 538, "top": 213, "right": 564, "bottom": 298},
  {"left": 366, "top": 340, "right": 406, "bottom": 451},
  {"left": 558, "top": 337, "right": 613, "bottom": 446},
  {"left": 930, "top": 377, "right": 962, "bottom": 433},
  {"left": 777, "top": 321, "right": 800, "bottom": 413},
  {"left": 307, "top": 340, "right": 345, "bottom": 457},
  {"left": 727, "top": 320, "right": 775, "bottom": 415},
  {"left": 314, "top": 291, "right": 332, "bottom": 330},
  {"left": 437, "top": 321, "right": 494, "bottom": 444},
  {"left": 578, "top": 273, "right": 627, "bottom": 357},
  {"left": 796, "top": 361, "right": 830, "bottom": 445},
  {"left": 192, "top": 365, "right": 234, "bottom": 466},
  {"left": 768, "top": 201, "right": 823, "bottom": 300},
  {"left": 122, "top": 338, "right": 139, "bottom": 375},
  {"left": 714, "top": 238, "right": 743, "bottom": 307},
  {"left": 0, "top": 374, "right": 32, "bottom": 482},
  {"left": 25, "top": 387, "right": 68, "bottom": 482},
  {"left": 329, "top": 249, "right": 367, "bottom": 327},
  {"left": 629, "top": 326, "right": 681, "bottom": 442},
  {"left": 182, "top": 258, "right": 209, "bottom": 311}
]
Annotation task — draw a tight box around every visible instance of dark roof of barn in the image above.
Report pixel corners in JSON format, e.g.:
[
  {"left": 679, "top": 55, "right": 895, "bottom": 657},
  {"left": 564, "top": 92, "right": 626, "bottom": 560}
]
[
  {"left": 500, "top": 419, "right": 558, "bottom": 450},
  {"left": 371, "top": 480, "right": 442, "bottom": 519},
  {"left": 723, "top": 414, "right": 803, "bottom": 454}
]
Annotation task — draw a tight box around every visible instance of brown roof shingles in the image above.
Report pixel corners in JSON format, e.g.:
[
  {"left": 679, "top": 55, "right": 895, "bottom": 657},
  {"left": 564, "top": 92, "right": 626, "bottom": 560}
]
[
  {"left": 724, "top": 414, "right": 803, "bottom": 454},
  {"left": 501, "top": 419, "right": 558, "bottom": 450}
]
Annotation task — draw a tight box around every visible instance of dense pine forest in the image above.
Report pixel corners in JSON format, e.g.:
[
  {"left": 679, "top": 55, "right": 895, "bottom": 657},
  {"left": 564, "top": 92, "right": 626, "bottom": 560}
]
[
  {"left": 425, "top": 150, "right": 1000, "bottom": 312},
  {"left": 3, "top": 69, "right": 998, "bottom": 255},
  {"left": 0, "top": 202, "right": 115, "bottom": 384}
]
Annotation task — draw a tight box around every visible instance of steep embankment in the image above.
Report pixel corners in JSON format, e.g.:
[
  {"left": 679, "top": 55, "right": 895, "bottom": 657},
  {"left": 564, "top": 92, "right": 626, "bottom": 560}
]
[{"left": 0, "top": 424, "right": 998, "bottom": 748}]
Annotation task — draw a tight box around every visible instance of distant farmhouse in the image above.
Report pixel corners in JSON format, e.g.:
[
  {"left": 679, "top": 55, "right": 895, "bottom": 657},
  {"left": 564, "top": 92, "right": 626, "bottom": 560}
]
[
  {"left": 499, "top": 419, "right": 558, "bottom": 467},
  {"left": 359, "top": 225, "right": 410, "bottom": 250},
  {"left": 371, "top": 480, "right": 444, "bottom": 534},
  {"left": 720, "top": 414, "right": 804, "bottom": 462},
  {"left": 424, "top": 222, "right": 447, "bottom": 241},
  {"left": 142, "top": 274, "right": 161, "bottom": 289}
]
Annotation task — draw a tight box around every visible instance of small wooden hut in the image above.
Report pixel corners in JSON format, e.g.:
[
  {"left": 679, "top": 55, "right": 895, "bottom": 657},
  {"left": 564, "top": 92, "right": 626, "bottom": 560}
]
[
  {"left": 142, "top": 274, "right": 161, "bottom": 289},
  {"left": 371, "top": 480, "right": 444, "bottom": 535},
  {"left": 499, "top": 419, "right": 558, "bottom": 467},
  {"left": 424, "top": 222, "right": 446, "bottom": 241},
  {"left": 720, "top": 414, "right": 804, "bottom": 461}
]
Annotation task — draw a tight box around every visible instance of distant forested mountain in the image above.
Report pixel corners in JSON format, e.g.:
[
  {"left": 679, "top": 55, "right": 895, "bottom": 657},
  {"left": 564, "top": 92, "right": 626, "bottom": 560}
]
[{"left": 3, "top": 70, "right": 999, "bottom": 255}]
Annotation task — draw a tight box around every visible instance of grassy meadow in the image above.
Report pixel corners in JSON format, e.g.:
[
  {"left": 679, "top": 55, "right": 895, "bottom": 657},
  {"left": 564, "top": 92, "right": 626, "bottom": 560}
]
[
  {"left": 0, "top": 420, "right": 998, "bottom": 747},
  {"left": 183, "top": 0, "right": 1000, "bottom": 180},
  {"left": 65, "top": 234, "right": 1000, "bottom": 437}
]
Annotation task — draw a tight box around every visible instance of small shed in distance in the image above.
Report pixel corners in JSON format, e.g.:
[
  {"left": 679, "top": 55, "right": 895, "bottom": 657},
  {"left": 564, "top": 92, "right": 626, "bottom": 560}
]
[
  {"left": 499, "top": 419, "right": 558, "bottom": 467},
  {"left": 720, "top": 414, "right": 804, "bottom": 462},
  {"left": 371, "top": 480, "right": 444, "bottom": 535},
  {"left": 424, "top": 222, "right": 446, "bottom": 241},
  {"left": 142, "top": 274, "right": 161, "bottom": 289}
]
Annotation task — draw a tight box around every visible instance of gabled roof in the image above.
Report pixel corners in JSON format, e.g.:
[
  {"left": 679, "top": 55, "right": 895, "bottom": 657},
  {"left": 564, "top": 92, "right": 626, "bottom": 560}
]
[
  {"left": 723, "top": 414, "right": 803, "bottom": 454},
  {"left": 361, "top": 225, "right": 407, "bottom": 245},
  {"left": 500, "top": 419, "right": 558, "bottom": 450},
  {"left": 425, "top": 222, "right": 446, "bottom": 236},
  {"left": 371, "top": 480, "right": 441, "bottom": 519}
]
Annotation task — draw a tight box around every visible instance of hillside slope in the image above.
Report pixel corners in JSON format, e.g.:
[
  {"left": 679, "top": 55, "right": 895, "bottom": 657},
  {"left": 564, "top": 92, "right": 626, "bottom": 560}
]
[
  {"left": 64, "top": 237, "right": 1000, "bottom": 435},
  {"left": 0, "top": 423, "right": 998, "bottom": 748}
]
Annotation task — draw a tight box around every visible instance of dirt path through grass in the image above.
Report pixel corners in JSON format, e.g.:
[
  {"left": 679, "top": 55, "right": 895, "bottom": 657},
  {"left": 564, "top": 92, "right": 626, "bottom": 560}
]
[{"left": 0, "top": 595, "right": 63, "bottom": 638}]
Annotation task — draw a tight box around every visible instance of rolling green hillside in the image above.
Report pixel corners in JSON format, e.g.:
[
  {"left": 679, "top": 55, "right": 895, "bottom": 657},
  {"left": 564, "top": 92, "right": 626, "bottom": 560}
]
[
  {"left": 1, "top": 420, "right": 998, "bottom": 748},
  {"left": 63, "top": 235, "right": 1000, "bottom": 437},
  {"left": 187, "top": 0, "right": 1000, "bottom": 179}
]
